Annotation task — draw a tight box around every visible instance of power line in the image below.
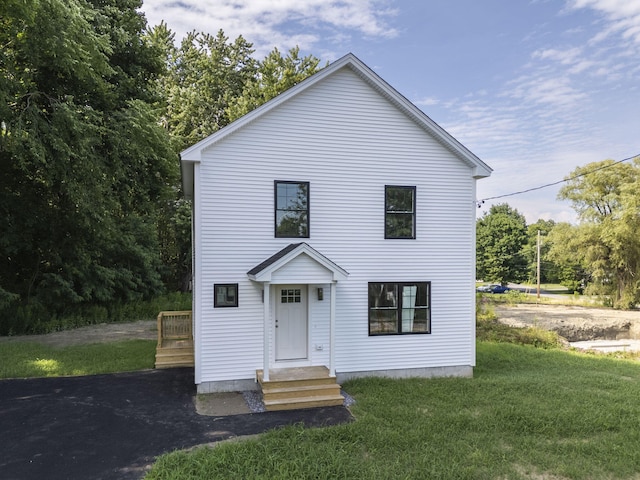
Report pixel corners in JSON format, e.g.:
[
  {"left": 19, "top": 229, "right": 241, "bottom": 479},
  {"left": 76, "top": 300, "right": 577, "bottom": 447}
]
[{"left": 476, "top": 153, "right": 640, "bottom": 207}]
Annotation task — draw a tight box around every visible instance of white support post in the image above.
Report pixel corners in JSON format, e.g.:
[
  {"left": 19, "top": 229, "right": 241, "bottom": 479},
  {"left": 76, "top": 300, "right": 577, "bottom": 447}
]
[
  {"left": 263, "top": 282, "right": 270, "bottom": 382},
  {"left": 329, "top": 282, "right": 336, "bottom": 377}
]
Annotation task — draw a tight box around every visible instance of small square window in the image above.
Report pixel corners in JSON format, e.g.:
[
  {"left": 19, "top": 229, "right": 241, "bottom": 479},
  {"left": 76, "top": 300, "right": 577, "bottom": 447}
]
[{"left": 214, "top": 284, "right": 238, "bottom": 307}]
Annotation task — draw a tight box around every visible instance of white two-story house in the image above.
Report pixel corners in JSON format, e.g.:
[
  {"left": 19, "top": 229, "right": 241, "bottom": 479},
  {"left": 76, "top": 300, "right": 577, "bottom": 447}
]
[{"left": 180, "top": 53, "right": 492, "bottom": 410}]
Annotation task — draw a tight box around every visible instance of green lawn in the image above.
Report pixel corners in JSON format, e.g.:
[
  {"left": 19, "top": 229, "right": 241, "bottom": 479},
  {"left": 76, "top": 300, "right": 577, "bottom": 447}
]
[
  {"left": 145, "top": 344, "right": 640, "bottom": 479},
  {"left": 2, "top": 307, "right": 639, "bottom": 479},
  {"left": 0, "top": 340, "right": 156, "bottom": 378}
]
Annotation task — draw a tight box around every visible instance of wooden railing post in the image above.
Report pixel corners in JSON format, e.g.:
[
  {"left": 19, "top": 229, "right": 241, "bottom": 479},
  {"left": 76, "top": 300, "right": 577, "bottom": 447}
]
[{"left": 157, "top": 312, "right": 164, "bottom": 348}]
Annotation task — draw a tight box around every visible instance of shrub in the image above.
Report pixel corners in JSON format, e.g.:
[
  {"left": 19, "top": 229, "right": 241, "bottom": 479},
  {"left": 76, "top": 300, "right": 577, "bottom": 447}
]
[{"left": 0, "top": 292, "right": 192, "bottom": 336}]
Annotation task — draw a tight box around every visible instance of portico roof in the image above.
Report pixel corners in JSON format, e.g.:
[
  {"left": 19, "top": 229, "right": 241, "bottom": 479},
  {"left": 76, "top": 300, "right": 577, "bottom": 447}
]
[{"left": 247, "top": 243, "right": 349, "bottom": 283}]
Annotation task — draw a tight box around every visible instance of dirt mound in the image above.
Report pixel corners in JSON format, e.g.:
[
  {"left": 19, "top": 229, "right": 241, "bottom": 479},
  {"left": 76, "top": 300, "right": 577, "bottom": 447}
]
[{"left": 494, "top": 304, "right": 640, "bottom": 342}]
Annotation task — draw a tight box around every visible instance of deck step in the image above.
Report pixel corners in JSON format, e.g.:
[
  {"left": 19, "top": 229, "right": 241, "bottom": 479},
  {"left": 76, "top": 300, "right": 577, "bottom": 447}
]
[{"left": 155, "top": 346, "right": 194, "bottom": 369}]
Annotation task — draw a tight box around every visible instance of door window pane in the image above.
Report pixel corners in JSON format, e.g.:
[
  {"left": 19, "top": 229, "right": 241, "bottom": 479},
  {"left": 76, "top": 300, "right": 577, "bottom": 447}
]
[{"left": 281, "top": 288, "right": 301, "bottom": 303}]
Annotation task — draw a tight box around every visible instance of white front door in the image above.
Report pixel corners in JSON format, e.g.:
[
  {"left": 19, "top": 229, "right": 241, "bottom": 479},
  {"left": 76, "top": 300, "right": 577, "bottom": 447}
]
[{"left": 275, "top": 285, "right": 308, "bottom": 361}]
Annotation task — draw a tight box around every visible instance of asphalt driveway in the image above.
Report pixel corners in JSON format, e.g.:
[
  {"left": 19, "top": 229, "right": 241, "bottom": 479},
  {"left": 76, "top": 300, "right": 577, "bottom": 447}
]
[{"left": 0, "top": 368, "right": 353, "bottom": 480}]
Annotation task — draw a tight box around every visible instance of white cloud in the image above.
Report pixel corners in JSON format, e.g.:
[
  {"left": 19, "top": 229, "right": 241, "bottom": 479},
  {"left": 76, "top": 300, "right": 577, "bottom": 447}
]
[
  {"left": 568, "top": 0, "right": 640, "bottom": 45},
  {"left": 140, "top": 0, "right": 398, "bottom": 55},
  {"left": 532, "top": 46, "right": 583, "bottom": 64},
  {"left": 414, "top": 96, "right": 439, "bottom": 106}
]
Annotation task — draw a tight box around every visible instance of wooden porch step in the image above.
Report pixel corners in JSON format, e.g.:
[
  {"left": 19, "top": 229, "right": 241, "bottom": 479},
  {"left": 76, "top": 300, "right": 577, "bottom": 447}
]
[
  {"left": 263, "top": 394, "right": 345, "bottom": 411},
  {"left": 256, "top": 366, "right": 336, "bottom": 388},
  {"left": 262, "top": 383, "right": 342, "bottom": 400},
  {"left": 257, "top": 366, "right": 343, "bottom": 411}
]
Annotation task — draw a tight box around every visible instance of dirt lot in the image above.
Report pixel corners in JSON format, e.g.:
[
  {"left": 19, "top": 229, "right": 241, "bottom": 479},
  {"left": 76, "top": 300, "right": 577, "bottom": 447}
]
[
  {"left": 0, "top": 320, "right": 157, "bottom": 347},
  {"left": 494, "top": 304, "right": 640, "bottom": 342}
]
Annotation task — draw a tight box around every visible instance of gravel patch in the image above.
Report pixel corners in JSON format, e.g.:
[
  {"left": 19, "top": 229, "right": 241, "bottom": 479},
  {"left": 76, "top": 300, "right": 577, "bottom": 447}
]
[{"left": 243, "top": 390, "right": 266, "bottom": 413}]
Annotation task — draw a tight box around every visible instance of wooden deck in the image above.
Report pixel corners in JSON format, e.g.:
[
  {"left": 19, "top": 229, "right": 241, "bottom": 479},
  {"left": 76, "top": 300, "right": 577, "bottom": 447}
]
[
  {"left": 257, "top": 366, "right": 344, "bottom": 411},
  {"left": 155, "top": 311, "right": 194, "bottom": 369}
]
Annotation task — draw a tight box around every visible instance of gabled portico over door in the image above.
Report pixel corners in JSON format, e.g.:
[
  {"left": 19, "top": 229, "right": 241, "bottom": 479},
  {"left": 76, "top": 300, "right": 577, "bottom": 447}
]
[{"left": 247, "top": 243, "right": 349, "bottom": 382}]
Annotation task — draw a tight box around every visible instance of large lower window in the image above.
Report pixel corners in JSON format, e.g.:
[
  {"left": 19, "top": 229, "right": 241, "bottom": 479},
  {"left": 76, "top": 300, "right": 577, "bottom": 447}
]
[
  {"left": 275, "top": 181, "right": 309, "bottom": 238},
  {"left": 368, "top": 282, "right": 430, "bottom": 335},
  {"left": 385, "top": 185, "right": 416, "bottom": 239}
]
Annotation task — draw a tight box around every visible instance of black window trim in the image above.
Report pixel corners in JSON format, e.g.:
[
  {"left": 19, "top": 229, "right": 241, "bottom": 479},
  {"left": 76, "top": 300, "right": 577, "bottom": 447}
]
[
  {"left": 274, "top": 180, "right": 310, "bottom": 238},
  {"left": 368, "top": 281, "right": 431, "bottom": 336},
  {"left": 214, "top": 283, "right": 239, "bottom": 308},
  {"left": 384, "top": 185, "right": 416, "bottom": 239}
]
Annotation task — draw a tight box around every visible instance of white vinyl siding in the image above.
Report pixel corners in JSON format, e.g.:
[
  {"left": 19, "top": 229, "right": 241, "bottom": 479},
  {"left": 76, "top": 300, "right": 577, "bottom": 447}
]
[{"left": 193, "top": 66, "right": 477, "bottom": 384}]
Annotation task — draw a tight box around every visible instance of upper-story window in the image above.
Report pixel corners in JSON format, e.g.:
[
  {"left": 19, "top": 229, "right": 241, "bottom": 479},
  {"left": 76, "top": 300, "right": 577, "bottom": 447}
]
[
  {"left": 275, "top": 181, "right": 309, "bottom": 238},
  {"left": 385, "top": 185, "right": 416, "bottom": 239}
]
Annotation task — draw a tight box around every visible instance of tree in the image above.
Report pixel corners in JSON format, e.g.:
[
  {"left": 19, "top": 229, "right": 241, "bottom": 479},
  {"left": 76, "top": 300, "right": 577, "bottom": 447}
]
[
  {"left": 556, "top": 158, "right": 640, "bottom": 308},
  {"left": 545, "top": 222, "right": 591, "bottom": 294},
  {"left": 476, "top": 204, "right": 528, "bottom": 284},
  {"left": 159, "top": 29, "right": 258, "bottom": 152},
  {"left": 0, "top": 0, "right": 175, "bottom": 328},
  {"left": 226, "top": 47, "right": 324, "bottom": 122}
]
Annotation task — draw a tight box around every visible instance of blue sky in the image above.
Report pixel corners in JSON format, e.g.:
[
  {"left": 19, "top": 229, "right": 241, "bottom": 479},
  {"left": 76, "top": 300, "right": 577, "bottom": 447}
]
[{"left": 140, "top": 0, "right": 640, "bottom": 224}]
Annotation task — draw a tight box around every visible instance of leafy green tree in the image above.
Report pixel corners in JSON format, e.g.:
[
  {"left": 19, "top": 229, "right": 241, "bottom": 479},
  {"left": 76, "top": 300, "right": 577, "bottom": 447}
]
[
  {"left": 476, "top": 204, "right": 528, "bottom": 284},
  {"left": 227, "top": 47, "right": 324, "bottom": 122},
  {"left": 545, "top": 222, "right": 590, "bottom": 294},
  {"left": 556, "top": 158, "right": 640, "bottom": 308},
  {"left": 0, "top": 0, "right": 175, "bottom": 328},
  {"left": 160, "top": 29, "right": 258, "bottom": 152}
]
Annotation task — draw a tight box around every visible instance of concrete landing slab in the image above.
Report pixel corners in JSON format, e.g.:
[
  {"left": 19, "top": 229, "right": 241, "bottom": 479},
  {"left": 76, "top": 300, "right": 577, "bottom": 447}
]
[{"left": 195, "top": 392, "right": 251, "bottom": 416}]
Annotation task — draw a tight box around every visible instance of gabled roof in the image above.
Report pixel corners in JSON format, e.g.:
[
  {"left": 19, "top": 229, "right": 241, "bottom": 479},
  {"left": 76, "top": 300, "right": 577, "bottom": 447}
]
[
  {"left": 247, "top": 243, "right": 349, "bottom": 282},
  {"left": 181, "top": 53, "right": 492, "bottom": 198}
]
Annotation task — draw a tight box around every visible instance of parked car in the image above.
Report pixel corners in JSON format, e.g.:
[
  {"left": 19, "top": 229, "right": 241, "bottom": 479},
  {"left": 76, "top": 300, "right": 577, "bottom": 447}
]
[{"left": 476, "top": 284, "right": 510, "bottom": 294}]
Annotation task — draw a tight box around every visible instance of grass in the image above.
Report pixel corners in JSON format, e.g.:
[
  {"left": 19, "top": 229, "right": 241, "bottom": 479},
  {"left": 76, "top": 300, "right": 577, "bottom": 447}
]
[
  {"left": 145, "top": 343, "right": 640, "bottom": 479},
  {"left": 0, "top": 340, "right": 156, "bottom": 378}
]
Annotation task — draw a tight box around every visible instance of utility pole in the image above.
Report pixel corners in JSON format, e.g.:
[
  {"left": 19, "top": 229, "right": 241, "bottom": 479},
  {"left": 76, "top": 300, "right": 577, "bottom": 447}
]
[{"left": 536, "top": 230, "right": 541, "bottom": 300}]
